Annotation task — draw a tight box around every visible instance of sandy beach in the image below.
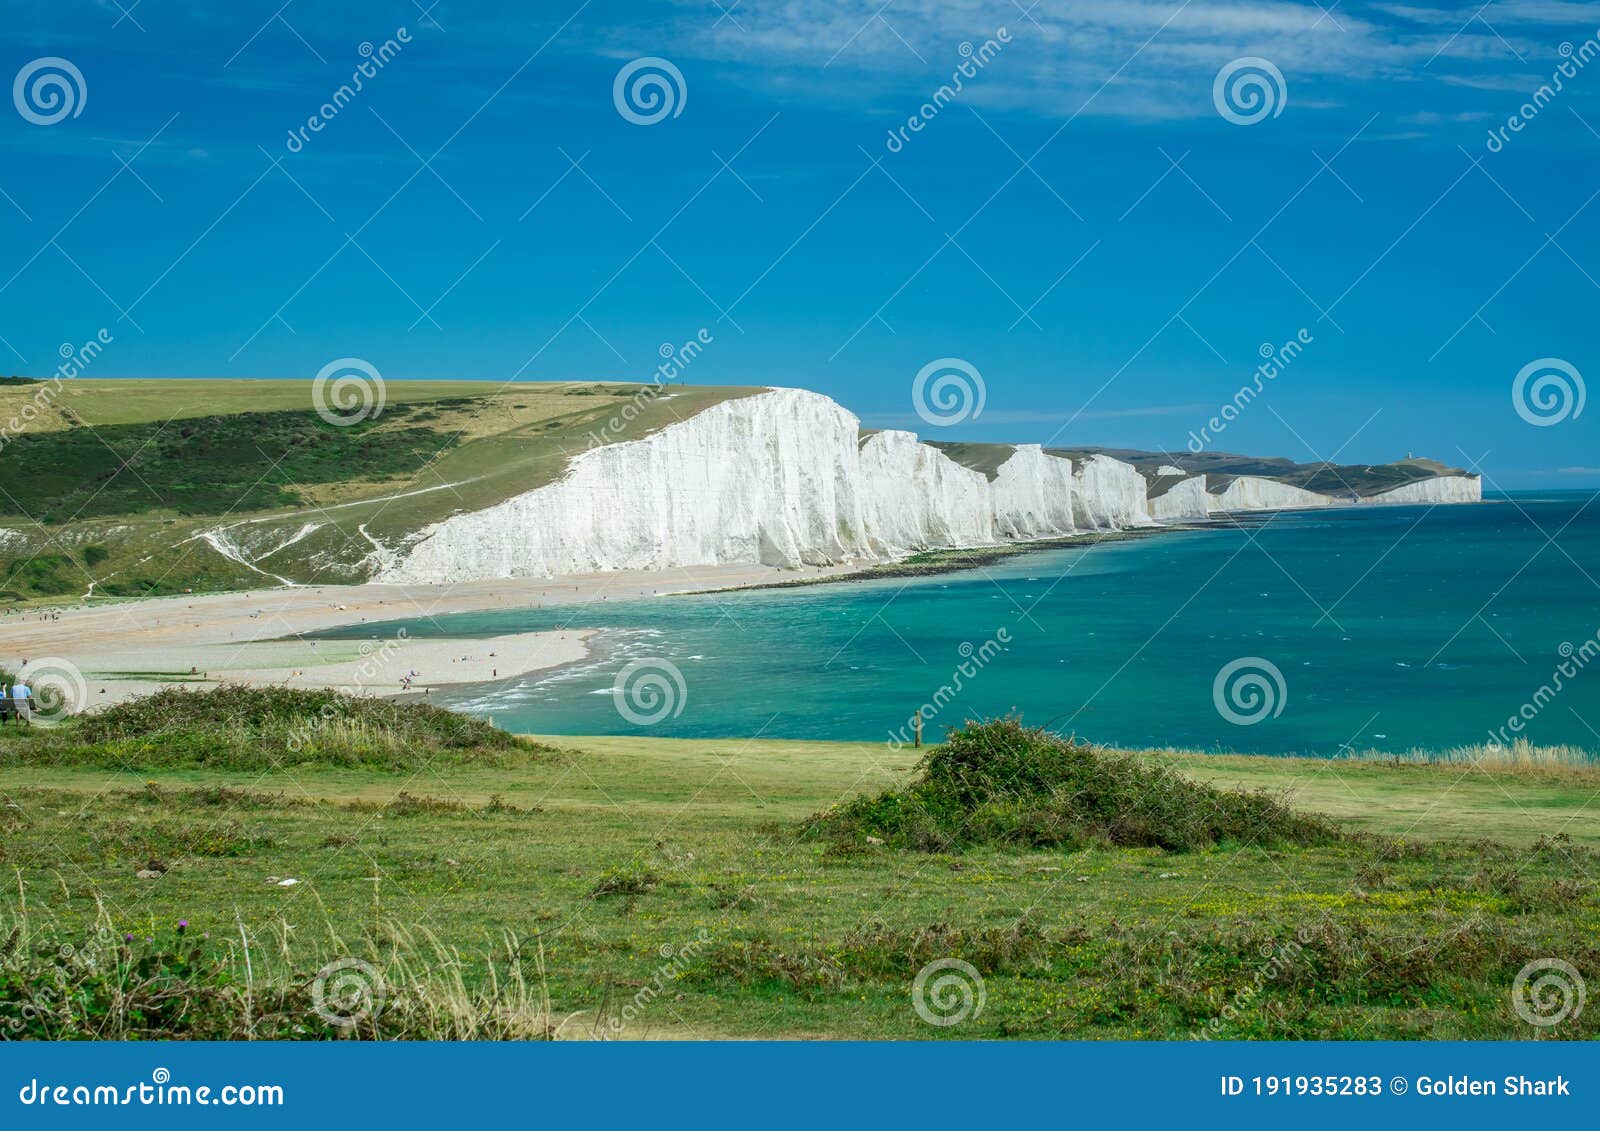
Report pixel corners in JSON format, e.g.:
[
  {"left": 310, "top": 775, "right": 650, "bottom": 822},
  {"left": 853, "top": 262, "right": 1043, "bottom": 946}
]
[{"left": 0, "top": 561, "right": 863, "bottom": 710}]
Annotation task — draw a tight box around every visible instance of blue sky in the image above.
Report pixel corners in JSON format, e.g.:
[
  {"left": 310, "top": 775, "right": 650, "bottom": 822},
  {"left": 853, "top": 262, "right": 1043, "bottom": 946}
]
[{"left": 3, "top": 0, "right": 1598, "bottom": 485}]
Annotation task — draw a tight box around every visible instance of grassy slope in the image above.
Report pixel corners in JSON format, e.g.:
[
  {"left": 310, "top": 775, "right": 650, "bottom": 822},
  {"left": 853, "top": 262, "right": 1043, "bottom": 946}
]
[
  {"left": 0, "top": 380, "right": 758, "bottom": 599},
  {"left": 2, "top": 729, "right": 1595, "bottom": 1039},
  {"left": 0, "top": 378, "right": 521, "bottom": 429},
  {"left": 925, "top": 441, "right": 1019, "bottom": 481},
  {"left": 1144, "top": 472, "right": 1191, "bottom": 500}
]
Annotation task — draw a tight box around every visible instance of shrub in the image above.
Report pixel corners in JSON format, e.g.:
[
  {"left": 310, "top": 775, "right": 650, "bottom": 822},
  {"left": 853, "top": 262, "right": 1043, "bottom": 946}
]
[
  {"left": 804, "top": 717, "right": 1340, "bottom": 853},
  {"left": 590, "top": 864, "right": 659, "bottom": 899},
  {"left": 2, "top": 685, "right": 544, "bottom": 771}
]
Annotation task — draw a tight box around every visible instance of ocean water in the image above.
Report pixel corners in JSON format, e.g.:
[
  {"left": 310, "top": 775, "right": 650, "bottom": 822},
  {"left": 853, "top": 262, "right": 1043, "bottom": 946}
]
[{"left": 335, "top": 491, "right": 1600, "bottom": 756}]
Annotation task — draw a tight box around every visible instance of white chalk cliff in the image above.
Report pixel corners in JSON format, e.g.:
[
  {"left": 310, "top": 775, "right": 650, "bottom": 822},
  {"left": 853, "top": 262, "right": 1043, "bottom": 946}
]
[
  {"left": 856, "top": 430, "right": 994, "bottom": 555},
  {"left": 381, "top": 389, "right": 1092, "bottom": 583},
  {"left": 1356, "top": 475, "right": 1482, "bottom": 506},
  {"left": 384, "top": 389, "right": 864, "bottom": 580},
  {"left": 1210, "top": 476, "right": 1335, "bottom": 512},
  {"left": 1149, "top": 475, "right": 1212, "bottom": 522},
  {"left": 989, "top": 446, "right": 1078, "bottom": 540},
  {"left": 1069, "top": 454, "right": 1154, "bottom": 530},
  {"left": 375, "top": 386, "right": 1477, "bottom": 584}
]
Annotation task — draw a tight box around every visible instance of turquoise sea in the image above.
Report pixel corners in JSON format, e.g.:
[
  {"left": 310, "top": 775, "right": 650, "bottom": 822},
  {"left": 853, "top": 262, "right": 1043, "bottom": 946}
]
[{"left": 338, "top": 491, "right": 1600, "bottom": 756}]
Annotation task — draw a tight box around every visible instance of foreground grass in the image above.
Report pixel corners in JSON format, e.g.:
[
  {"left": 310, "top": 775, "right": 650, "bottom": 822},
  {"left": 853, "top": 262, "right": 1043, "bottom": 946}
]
[{"left": 1, "top": 713, "right": 1597, "bottom": 1039}]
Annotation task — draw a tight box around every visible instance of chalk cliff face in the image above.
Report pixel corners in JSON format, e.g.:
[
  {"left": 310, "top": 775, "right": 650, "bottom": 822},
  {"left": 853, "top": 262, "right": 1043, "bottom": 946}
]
[
  {"left": 1211, "top": 476, "right": 1334, "bottom": 512},
  {"left": 856, "top": 430, "right": 993, "bottom": 555},
  {"left": 1149, "top": 475, "right": 1212, "bottom": 522},
  {"left": 376, "top": 387, "right": 1477, "bottom": 584},
  {"left": 990, "top": 446, "right": 1077, "bottom": 540},
  {"left": 382, "top": 389, "right": 1113, "bottom": 583},
  {"left": 1357, "top": 475, "right": 1482, "bottom": 505},
  {"left": 1071, "top": 454, "right": 1154, "bottom": 529},
  {"left": 384, "top": 388, "right": 868, "bottom": 581}
]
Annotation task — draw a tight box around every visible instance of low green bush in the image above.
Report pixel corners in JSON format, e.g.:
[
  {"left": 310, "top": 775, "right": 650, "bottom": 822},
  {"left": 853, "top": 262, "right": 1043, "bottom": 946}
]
[
  {"left": 0, "top": 685, "right": 545, "bottom": 771},
  {"left": 805, "top": 717, "right": 1339, "bottom": 853}
]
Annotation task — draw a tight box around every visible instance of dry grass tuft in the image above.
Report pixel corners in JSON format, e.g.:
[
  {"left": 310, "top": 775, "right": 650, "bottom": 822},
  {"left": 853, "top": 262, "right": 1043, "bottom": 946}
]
[{"left": 0, "top": 895, "right": 581, "bottom": 1040}]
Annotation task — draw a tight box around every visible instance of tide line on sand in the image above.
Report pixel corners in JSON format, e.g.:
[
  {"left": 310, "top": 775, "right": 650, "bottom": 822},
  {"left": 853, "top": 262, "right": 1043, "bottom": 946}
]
[{"left": 0, "top": 561, "right": 863, "bottom": 710}]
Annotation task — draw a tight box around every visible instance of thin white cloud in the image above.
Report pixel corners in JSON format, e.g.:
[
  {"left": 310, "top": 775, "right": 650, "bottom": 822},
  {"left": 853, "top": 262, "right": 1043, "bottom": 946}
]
[
  {"left": 637, "top": 0, "right": 1600, "bottom": 121},
  {"left": 1398, "top": 109, "right": 1496, "bottom": 122},
  {"left": 1377, "top": 1, "right": 1600, "bottom": 26}
]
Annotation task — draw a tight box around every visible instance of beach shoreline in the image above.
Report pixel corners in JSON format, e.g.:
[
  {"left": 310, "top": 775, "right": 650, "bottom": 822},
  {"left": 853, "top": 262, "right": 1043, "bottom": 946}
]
[
  {"left": 697, "top": 520, "right": 1224, "bottom": 593},
  {"left": 0, "top": 562, "right": 867, "bottom": 710}
]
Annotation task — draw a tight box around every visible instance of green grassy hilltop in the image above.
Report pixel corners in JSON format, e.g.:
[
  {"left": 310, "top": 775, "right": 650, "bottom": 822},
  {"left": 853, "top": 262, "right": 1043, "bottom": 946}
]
[
  {"left": 0, "top": 379, "right": 756, "bottom": 601},
  {"left": 0, "top": 691, "right": 1594, "bottom": 1040}
]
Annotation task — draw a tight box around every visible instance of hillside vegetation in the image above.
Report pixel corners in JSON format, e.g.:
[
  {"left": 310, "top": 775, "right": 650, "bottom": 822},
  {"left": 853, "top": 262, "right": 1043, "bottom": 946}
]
[
  {"left": 0, "top": 379, "right": 756, "bottom": 600},
  {"left": 7, "top": 685, "right": 541, "bottom": 771},
  {"left": 0, "top": 702, "right": 1595, "bottom": 1039},
  {"left": 925, "top": 441, "right": 1031, "bottom": 481},
  {"left": 805, "top": 718, "right": 1338, "bottom": 852}
]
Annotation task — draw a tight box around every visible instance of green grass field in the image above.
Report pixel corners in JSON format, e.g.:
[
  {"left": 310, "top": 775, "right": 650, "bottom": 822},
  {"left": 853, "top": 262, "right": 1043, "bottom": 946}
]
[{"left": 1, "top": 696, "right": 1595, "bottom": 1040}]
